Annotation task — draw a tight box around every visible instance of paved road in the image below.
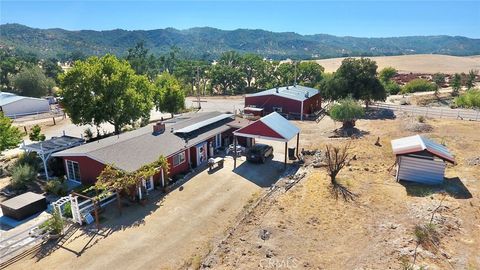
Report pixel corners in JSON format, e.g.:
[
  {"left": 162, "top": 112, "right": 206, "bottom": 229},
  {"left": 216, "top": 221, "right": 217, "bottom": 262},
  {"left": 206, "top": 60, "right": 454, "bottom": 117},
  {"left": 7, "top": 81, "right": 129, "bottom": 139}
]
[{"left": 186, "top": 96, "right": 244, "bottom": 113}]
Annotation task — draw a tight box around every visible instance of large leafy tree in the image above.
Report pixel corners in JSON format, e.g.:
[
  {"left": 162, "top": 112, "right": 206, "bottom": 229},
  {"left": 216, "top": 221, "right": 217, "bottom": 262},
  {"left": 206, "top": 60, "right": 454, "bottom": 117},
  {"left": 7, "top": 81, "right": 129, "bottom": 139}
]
[
  {"left": 125, "top": 41, "right": 159, "bottom": 79},
  {"left": 297, "top": 62, "right": 324, "bottom": 87},
  {"left": 10, "top": 65, "right": 55, "bottom": 97},
  {"left": 275, "top": 62, "right": 295, "bottom": 86},
  {"left": 59, "top": 54, "right": 154, "bottom": 134},
  {"left": 255, "top": 60, "right": 277, "bottom": 89},
  {"left": 240, "top": 54, "right": 264, "bottom": 89},
  {"left": 0, "top": 113, "right": 23, "bottom": 152},
  {"left": 210, "top": 64, "right": 245, "bottom": 94},
  {"left": 42, "top": 58, "right": 63, "bottom": 83},
  {"left": 322, "top": 58, "right": 386, "bottom": 106},
  {"left": 154, "top": 71, "right": 185, "bottom": 117}
]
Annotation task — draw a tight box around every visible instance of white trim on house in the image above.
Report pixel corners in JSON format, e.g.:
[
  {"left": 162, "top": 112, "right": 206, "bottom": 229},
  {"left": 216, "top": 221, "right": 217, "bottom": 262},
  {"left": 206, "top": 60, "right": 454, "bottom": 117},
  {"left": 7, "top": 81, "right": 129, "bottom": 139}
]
[
  {"left": 172, "top": 151, "right": 186, "bottom": 167},
  {"left": 65, "top": 159, "right": 81, "bottom": 183}
]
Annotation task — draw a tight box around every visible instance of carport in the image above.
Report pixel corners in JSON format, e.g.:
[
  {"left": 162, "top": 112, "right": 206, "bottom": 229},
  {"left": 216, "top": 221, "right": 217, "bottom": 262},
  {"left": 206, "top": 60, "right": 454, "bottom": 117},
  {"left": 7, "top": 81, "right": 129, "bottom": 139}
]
[{"left": 233, "top": 112, "right": 300, "bottom": 169}]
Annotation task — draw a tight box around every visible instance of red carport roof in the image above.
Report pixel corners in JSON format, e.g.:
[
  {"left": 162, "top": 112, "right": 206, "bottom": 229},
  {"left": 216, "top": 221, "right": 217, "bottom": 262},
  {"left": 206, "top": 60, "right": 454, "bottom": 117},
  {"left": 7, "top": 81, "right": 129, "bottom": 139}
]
[{"left": 233, "top": 112, "right": 300, "bottom": 142}]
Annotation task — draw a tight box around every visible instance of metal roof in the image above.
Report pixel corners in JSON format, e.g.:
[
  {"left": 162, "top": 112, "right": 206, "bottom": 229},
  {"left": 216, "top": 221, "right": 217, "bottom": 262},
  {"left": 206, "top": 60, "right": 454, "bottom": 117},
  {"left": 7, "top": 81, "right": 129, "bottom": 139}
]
[
  {"left": 0, "top": 92, "right": 24, "bottom": 106},
  {"left": 391, "top": 135, "right": 455, "bottom": 163},
  {"left": 234, "top": 112, "right": 300, "bottom": 142},
  {"left": 174, "top": 113, "right": 233, "bottom": 133},
  {"left": 21, "top": 135, "right": 85, "bottom": 155},
  {"left": 245, "top": 85, "right": 319, "bottom": 102}
]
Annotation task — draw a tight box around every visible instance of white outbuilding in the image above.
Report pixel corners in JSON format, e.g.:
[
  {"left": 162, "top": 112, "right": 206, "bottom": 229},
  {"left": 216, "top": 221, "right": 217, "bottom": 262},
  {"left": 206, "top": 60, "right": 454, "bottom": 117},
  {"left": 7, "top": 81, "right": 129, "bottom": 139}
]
[
  {"left": 0, "top": 92, "right": 50, "bottom": 118},
  {"left": 391, "top": 135, "right": 455, "bottom": 185}
]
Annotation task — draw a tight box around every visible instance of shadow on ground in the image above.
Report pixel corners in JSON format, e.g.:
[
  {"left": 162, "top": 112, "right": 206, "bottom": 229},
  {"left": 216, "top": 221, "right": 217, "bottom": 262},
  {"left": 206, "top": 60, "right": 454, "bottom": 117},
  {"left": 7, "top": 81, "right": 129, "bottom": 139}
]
[
  {"left": 363, "top": 108, "right": 396, "bottom": 120},
  {"left": 400, "top": 177, "right": 473, "bottom": 199},
  {"left": 233, "top": 158, "right": 286, "bottom": 188}
]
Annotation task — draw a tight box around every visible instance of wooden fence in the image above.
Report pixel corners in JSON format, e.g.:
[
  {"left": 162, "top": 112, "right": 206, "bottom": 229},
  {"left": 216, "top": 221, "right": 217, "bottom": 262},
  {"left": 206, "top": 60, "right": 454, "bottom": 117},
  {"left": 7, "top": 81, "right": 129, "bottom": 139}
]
[{"left": 370, "top": 103, "right": 480, "bottom": 121}]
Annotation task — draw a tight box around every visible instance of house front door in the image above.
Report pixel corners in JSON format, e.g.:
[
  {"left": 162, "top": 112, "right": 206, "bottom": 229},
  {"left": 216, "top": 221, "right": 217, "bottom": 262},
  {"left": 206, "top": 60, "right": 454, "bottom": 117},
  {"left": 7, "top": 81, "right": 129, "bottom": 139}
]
[{"left": 196, "top": 142, "right": 207, "bottom": 165}]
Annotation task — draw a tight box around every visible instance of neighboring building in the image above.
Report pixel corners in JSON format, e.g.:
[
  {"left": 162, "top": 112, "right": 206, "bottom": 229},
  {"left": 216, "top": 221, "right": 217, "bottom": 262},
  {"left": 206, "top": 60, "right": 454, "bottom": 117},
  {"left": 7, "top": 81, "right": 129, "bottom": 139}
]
[
  {"left": 244, "top": 85, "right": 322, "bottom": 120},
  {"left": 391, "top": 135, "right": 455, "bottom": 185},
  {"left": 0, "top": 92, "right": 50, "bottom": 117},
  {"left": 52, "top": 112, "right": 251, "bottom": 188}
]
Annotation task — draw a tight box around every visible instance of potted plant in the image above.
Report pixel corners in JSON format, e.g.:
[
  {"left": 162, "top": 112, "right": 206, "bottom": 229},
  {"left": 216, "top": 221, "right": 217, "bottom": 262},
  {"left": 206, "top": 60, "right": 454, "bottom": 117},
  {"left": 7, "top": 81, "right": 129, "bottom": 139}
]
[{"left": 41, "top": 209, "right": 64, "bottom": 239}]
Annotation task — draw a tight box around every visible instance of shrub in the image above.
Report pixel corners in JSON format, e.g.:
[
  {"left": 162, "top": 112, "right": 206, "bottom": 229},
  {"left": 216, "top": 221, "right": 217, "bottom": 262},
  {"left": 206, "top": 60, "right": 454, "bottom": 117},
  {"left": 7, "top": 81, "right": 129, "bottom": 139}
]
[
  {"left": 14, "top": 152, "right": 40, "bottom": 171},
  {"left": 45, "top": 178, "right": 68, "bottom": 196},
  {"left": 29, "top": 125, "right": 46, "bottom": 141},
  {"left": 417, "top": 115, "right": 425, "bottom": 123},
  {"left": 10, "top": 163, "right": 36, "bottom": 190},
  {"left": 329, "top": 98, "right": 365, "bottom": 129},
  {"left": 384, "top": 81, "right": 401, "bottom": 95},
  {"left": 401, "top": 79, "right": 437, "bottom": 94},
  {"left": 454, "top": 89, "right": 480, "bottom": 109},
  {"left": 63, "top": 201, "right": 73, "bottom": 218},
  {"left": 41, "top": 209, "right": 64, "bottom": 235}
]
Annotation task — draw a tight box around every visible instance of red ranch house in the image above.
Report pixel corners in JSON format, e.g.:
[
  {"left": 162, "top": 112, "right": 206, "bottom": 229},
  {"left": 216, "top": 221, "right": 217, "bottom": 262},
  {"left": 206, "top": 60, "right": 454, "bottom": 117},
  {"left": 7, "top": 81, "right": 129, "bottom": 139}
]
[
  {"left": 52, "top": 112, "right": 251, "bottom": 189},
  {"left": 244, "top": 85, "right": 322, "bottom": 120}
]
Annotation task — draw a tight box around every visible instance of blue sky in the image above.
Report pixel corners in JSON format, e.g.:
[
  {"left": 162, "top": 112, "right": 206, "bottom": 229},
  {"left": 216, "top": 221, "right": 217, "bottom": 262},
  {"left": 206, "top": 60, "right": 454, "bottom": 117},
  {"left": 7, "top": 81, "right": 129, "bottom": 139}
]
[{"left": 1, "top": 1, "right": 479, "bottom": 38}]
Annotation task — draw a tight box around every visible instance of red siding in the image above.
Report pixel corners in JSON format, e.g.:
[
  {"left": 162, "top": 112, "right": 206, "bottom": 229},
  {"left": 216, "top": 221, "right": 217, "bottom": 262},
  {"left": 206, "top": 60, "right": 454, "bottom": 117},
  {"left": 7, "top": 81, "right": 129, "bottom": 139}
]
[
  {"left": 235, "top": 120, "right": 284, "bottom": 139},
  {"left": 302, "top": 93, "right": 322, "bottom": 114},
  {"left": 245, "top": 95, "right": 301, "bottom": 114},
  {"left": 63, "top": 156, "right": 106, "bottom": 185},
  {"left": 245, "top": 93, "right": 322, "bottom": 116},
  {"left": 168, "top": 149, "right": 190, "bottom": 176}
]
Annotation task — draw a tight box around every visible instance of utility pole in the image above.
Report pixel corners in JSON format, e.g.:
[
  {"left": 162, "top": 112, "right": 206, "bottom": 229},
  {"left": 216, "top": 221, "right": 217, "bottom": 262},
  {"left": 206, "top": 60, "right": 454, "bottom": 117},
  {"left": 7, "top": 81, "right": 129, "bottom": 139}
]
[
  {"left": 294, "top": 61, "right": 297, "bottom": 86},
  {"left": 196, "top": 66, "right": 201, "bottom": 109}
]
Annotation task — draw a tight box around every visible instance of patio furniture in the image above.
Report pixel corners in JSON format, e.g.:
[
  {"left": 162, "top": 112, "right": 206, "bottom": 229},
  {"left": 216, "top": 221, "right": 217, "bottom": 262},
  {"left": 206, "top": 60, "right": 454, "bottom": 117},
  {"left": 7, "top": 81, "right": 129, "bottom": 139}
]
[{"left": 208, "top": 157, "right": 225, "bottom": 171}]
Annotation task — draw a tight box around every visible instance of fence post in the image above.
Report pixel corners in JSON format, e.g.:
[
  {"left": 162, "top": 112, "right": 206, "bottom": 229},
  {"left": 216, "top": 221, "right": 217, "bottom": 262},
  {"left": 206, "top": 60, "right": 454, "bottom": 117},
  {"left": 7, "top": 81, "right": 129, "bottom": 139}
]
[
  {"left": 425, "top": 107, "right": 428, "bottom": 117},
  {"left": 440, "top": 109, "right": 443, "bottom": 118},
  {"left": 476, "top": 111, "right": 479, "bottom": 121}
]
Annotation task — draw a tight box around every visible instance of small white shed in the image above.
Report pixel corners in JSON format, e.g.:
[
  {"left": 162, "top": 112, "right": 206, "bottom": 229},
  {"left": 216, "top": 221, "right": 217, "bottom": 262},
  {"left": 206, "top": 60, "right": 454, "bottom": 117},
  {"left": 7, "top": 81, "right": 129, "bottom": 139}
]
[
  {"left": 0, "top": 92, "right": 50, "bottom": 118},
  {"left": 391, "top": 135, "right": 455, "bottom": 185}
]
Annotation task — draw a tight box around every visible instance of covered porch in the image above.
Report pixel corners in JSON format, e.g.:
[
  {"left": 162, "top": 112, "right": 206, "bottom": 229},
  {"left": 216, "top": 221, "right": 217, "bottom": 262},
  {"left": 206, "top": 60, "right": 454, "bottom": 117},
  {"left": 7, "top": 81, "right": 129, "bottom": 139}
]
[{"left": 233, "top": 112, "right": 301, "bottom": 169}]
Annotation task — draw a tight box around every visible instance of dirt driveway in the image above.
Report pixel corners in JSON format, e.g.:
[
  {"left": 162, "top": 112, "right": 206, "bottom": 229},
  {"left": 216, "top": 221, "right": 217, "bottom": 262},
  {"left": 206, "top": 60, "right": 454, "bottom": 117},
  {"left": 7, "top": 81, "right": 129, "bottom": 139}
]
[{"left": 6, "top": 158, "right": 283, "bottom": 270}]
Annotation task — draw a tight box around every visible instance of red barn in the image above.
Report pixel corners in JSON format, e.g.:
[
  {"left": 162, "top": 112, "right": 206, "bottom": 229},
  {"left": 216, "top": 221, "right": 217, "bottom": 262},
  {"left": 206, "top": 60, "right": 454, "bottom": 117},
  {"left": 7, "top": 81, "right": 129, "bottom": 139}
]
[
  {"left": 52, "top": 112, "right": 250, "bottom": 189},
  {"left": 244, "top": 85, "right": 322, "bottom": 120}
]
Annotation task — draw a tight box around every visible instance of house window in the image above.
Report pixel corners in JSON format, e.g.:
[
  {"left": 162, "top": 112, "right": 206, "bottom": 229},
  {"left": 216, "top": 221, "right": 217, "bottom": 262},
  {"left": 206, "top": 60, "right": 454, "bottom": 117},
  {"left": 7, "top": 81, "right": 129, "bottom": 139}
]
[
  {"left": 173, "top": 152, "right": 186, "bottom": 167},
  {"left": 66, "top": 160, "right": 81, "bottom": 182},
  {"left": 273, "top": 107, "right": 283, "bottom": 113}
]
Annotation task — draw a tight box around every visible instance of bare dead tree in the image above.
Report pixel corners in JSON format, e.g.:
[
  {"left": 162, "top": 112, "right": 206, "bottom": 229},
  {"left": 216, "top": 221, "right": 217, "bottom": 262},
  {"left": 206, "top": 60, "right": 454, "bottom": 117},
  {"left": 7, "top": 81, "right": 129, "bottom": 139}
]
[{"left": 325, "top": 143, "right": 357, "bottom": 202}]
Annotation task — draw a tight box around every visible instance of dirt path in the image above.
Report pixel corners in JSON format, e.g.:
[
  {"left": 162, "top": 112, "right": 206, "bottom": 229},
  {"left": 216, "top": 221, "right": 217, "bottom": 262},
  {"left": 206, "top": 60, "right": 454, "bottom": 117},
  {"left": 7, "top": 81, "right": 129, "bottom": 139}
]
[{"left": 6, "top": 158, "right": 282, "bottom": 270}]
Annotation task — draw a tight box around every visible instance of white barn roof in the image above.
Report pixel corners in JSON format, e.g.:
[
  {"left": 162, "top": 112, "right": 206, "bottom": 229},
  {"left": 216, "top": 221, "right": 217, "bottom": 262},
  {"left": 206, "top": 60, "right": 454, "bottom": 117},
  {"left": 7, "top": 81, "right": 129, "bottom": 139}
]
[
  {"left": 391, "top": 135, "right": 455, "bottom": 163},
  {"left": 245, "top": 85, "right": 319, "bottom": 102}
]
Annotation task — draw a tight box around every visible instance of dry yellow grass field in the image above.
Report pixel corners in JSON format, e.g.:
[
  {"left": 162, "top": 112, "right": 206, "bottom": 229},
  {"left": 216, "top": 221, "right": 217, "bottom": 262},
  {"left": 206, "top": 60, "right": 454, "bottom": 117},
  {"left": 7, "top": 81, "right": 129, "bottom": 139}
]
[
  {"left": 207, "top": 117, "right": 480, "bottom": 269},
  {"left": 314, "top": 54, "right": 480, "bottom": 74}
]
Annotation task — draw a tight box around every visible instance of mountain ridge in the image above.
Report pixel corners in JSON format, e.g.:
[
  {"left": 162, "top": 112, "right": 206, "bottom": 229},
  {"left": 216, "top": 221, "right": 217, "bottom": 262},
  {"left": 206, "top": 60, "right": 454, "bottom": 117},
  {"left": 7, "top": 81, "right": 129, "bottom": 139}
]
[{"left": 1, "top": 23, "right": 480, "bottom": 60}]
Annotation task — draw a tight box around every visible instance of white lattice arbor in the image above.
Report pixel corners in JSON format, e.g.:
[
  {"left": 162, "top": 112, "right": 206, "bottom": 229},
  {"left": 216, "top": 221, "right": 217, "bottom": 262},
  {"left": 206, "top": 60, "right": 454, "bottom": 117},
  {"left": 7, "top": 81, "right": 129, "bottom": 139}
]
[{"left": 21, "top": 134, "right": 84, "bottom": 180}]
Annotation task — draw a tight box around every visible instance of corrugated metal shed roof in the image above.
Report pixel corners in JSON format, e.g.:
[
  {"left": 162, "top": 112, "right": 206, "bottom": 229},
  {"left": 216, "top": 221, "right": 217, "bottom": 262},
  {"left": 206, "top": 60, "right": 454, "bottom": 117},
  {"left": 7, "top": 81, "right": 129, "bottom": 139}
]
[
  {"left": 0, "top": 92, "right": 49, "bottom": 107},
  {"left": 0, "top": 92, "right": 24, "bottom": 106},
  {"left": 245, "top": 85, "right": 319, "bottom": 102},
  {"left": 391, "top": 135, "right": 455, "bottom": 163}
]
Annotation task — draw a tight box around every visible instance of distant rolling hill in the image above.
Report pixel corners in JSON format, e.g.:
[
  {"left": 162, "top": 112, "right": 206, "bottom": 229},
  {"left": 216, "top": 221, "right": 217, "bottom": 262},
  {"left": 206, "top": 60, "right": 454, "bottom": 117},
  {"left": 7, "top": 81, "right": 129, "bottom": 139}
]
[
  {"left": 1, "top": 23, "right": 480, "bottom": 60},
  {"left": 315, "top": 54, "right": 480, "bottom": 74}
]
